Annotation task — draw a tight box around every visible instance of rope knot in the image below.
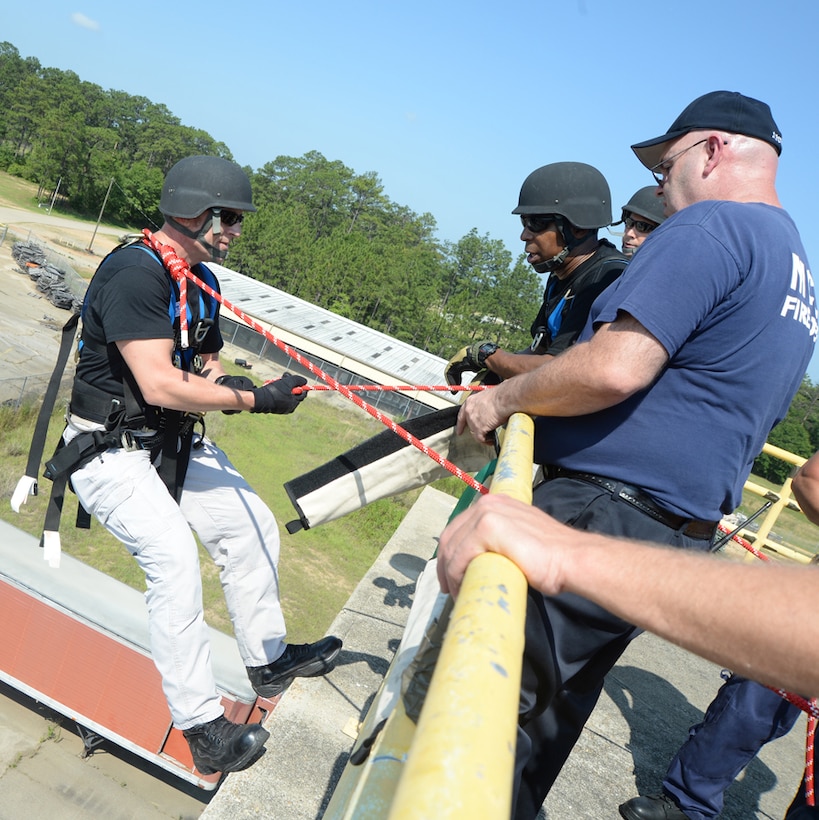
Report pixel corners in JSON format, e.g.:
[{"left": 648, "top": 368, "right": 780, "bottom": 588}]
[{"left": 142, "top": 229, "right": 191, "bottom": 349}]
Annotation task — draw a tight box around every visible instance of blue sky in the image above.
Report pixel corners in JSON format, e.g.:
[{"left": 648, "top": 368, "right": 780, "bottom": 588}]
[{"left": 6, "top": 1, "right": 819, "bottom": 380}]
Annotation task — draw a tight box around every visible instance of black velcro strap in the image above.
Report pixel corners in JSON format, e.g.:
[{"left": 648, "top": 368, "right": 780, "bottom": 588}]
[
  {"left": 43, "top": 430, "right": 119, "bottom": 481},
  {"left": 41, "top": 472, "right": 68, "bottom": 547},
  {"left": 22, "top": 313, "right": 80, "bottom": 485},
  {"left": 75, "top": 502, "right": 92, "bottom": 530}
]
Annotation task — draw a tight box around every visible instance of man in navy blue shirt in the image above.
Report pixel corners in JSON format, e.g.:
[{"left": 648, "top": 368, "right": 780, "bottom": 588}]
[{"left": 456, "top": 91, "right": 817, "bottom": 819}]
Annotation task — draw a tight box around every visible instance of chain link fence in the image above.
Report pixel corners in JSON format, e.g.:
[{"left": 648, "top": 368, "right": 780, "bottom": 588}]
[{"left": 0, "top": 373, "right": 74, "bottom": 410}]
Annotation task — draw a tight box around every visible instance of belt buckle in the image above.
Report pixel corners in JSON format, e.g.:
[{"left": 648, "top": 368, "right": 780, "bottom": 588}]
[{"left": 120, "top": 430, "right": 140, "bottom": 452}]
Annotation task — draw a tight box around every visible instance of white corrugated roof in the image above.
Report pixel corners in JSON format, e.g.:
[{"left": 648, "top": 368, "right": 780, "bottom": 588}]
[{"left": 210, "top": 263, "right": 457, "bottom": 404}]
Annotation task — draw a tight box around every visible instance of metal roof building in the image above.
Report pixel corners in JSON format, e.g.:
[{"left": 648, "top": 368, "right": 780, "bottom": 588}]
[{"left": 211, "top": 263, "right": 457, "bottom": 418}]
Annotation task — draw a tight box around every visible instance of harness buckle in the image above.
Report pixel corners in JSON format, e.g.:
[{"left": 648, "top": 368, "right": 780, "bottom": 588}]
[
  {"left": 192, "top": 317, "right": 214, "bottom": 345},
  {"left": 120, "top": 429, "right": 139, "bottom": 452}
]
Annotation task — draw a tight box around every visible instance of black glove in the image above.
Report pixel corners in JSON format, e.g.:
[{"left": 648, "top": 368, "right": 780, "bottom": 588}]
[
  {"left": 250, "top": 373, "right": 308, "bottom": 414},
  {"left": 444, "top": 341, "right": 497, "bottom": 391},
  {"left": 216, "top": 374, "right": 256, "bottom": 414}
]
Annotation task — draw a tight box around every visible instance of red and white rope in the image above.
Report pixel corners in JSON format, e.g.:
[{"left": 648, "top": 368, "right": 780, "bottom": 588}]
[
  {"left": 716, "top": 522, "right": 770, "bottom": 561},
  {"left": 293, "top": 384, "right": 490, "bottom": 394},
  {"left": 142, "top": 229, "right": 489, "bottom": 496},
  {"left": 807, "top": 707, "right": 817, "bottom": 807}
]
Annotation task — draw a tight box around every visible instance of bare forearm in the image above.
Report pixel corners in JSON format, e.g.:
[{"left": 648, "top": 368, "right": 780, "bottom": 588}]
[
  {"left": 438, "top": 495, "right": 819, "bottom": 696},
  {"left": 457, "top": 316, "right": 669, "bottom": 441},
  {"left": 494, "top": 341, "right": 627, "bottom": 418},
  {"left": 140, "top": 368, "right": 254, "bottom": 412},
  {"left": 792, "top": 452, "right": 819, "bottom": 525},
  {"left": 118, "top": 340, "right": 254, "bottom": 412},
  {"left": 565, "top": 539, "right": 818, "bottom": 695},
  {"left": 457, "top": 337, "right": 637, "bottom": 439},
  {"left": 484, "top": 349, "right": 552, "bottom": 380}
]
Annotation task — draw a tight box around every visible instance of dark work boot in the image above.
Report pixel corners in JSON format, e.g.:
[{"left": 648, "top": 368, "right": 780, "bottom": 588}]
[
  {"left": 183, "top": 715, "right": 270, "bottom": 775},
  {"left": 247, "top": 635, "right": 343, "bottom": 697},
  {"left": 619, "top": 795, "right": 691, "bottom": 820}
]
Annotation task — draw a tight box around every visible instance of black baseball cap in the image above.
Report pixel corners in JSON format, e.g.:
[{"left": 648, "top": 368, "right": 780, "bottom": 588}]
[{"left": 631, "top": 91, "right": 783, "bottom": 169}]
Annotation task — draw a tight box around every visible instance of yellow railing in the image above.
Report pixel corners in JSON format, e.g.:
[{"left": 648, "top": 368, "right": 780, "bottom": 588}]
[
  {"left": 729, "top": 442, "right": 811, "bottom": 563},
  {"left": 323, "top": 414, "right": 534, "bottom": 819}
]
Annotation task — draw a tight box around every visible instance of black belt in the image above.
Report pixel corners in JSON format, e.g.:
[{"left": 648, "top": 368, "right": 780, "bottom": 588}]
[{"left": 545, "top": 468, "right": 718, "bottom": 541}]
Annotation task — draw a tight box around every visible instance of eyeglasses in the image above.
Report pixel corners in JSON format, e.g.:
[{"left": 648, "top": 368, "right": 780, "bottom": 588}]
[
  {"left": 623, "top": 216, "right": 656, "bottom": 233},
  {"left": 215, "top": 209, "right": 244, "bottom": 226},
  {"left": 649, "top": 138, "right": 708, "bottom": 185},
  {"left": 520, "top": 214, "right": 558, "bottom": 233}
]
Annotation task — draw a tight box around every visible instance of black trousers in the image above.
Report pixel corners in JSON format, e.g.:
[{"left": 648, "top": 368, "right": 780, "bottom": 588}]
[{"left": 513, "top": 477, "right": 714, "bottom": 820}]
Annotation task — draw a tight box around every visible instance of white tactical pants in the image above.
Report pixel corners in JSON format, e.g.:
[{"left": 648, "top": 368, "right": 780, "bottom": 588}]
[{"left": 69, "top": 435, "right": 286, "bottom": 729}]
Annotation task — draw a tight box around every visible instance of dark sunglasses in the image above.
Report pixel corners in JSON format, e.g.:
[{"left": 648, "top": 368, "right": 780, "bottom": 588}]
[
  {"left": 520, "top": 214, "right": 558, "bottom": 233},
  {"left": 623, "top": 216, "right": 656, "bottom": 233},
  {"left": 215, "top": 209, "right": 244, "bottom": 226}
]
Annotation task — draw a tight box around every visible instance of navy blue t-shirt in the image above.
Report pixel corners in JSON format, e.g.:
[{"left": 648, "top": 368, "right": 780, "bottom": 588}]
[{"left": 535, "top": 200, "right": 817, "bottom": 520}]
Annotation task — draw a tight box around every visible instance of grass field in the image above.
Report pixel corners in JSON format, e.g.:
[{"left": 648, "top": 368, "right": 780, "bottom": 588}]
[
  {"left": 734, "top": 475, "right": 818, "bottom": 559},
  {"left": 0, "top": 172, "right": 42, "bottom": 211},
  {"left": 0, "top": 378, "right": 449, "bottom": 642}
]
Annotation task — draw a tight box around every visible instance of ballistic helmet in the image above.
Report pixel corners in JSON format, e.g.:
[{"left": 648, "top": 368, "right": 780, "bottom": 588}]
[
  {"left": 160, "top": 155, "right": 256, "bottom": 218},
  {"left": 512, "top": 162, "right": 612, "bottom": 229},
  {"left": 618, "top": 186, "right": 666, "bottom": 226}
]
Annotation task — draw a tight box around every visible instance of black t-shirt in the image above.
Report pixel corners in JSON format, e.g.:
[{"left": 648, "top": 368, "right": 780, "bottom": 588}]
[
  {"left": 77, "top": 243, "right": 223, "bottom": 399},
  {"left": 530, "top": 240, "right": 628, "bottom": 356}
]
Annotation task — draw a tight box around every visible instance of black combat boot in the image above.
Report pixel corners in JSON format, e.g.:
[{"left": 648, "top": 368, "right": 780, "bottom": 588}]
[
  {"left": 183, "top": 715, "right": 270, "bottom": 775},
  {"left": 247, "top": 635, "right": 342, "bottom": 697},
  {"left": 619, "top": 795, "right": 691, "bottom": 820}
]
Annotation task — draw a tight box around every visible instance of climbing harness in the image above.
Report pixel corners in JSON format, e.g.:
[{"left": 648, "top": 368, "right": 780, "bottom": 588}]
[{"left": 13, "top": 234, "right": 220, "bottom": 565}]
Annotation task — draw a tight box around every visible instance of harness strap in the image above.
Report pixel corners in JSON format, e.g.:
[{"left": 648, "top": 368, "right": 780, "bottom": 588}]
[
  {"left": 11, "top": 313, "right": 80, "bottom": 512},
  {"left": 158, "top": 411, "right": 183, "bottom": 502},
  {"left": 156, "top": 412, "right": 205, "bottom": 502},
  {"left": 43, "top": 428, "right": 122, "bottom": 481},
  {"left": 40, "top": 427, "right": 122, "bottom": 567},
  {"left": 42, "top": 437, "right": 83, "bottom": 549}
]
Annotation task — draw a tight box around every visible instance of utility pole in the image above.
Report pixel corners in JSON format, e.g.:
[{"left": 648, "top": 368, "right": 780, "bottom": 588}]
[
  {"left": 47, "top": 177, "right": 62, "bottom": 214},
  {"left": 87, "top": 177, "right": 115, "bottom": 253}
]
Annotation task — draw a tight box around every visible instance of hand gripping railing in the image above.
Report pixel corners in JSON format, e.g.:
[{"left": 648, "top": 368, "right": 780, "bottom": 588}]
[{"left": 388, "top": 414, "right": 533, "bottom": 818}]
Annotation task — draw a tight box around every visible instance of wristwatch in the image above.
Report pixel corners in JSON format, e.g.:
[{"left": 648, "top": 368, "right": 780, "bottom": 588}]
[{"left": 477, "top": 342, "right": 500, "bottom": 367}]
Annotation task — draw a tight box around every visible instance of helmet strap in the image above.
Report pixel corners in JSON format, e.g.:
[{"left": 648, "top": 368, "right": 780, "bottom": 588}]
[
  {"left": 165, "top": 212, "right": 227, "bottom": 263},
  {"left": 534, "top": 216, "right": 573, "bottom": 273}
]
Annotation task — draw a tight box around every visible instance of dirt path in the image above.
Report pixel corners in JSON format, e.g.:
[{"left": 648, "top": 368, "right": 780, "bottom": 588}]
[{"left": 0, "top": 206, "right": 122, "bottom": 389}]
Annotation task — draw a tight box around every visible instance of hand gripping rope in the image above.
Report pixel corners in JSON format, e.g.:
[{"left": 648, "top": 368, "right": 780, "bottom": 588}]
[{"left": 142, "top": 230, "right": 489, "bottom": 496}]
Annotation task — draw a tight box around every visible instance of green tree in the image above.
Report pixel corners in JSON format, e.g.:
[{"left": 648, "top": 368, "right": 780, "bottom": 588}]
[
  {"left": 753, "top": 417, "right": 813, "bottom": 483},
  {"left": 0, "top": 42, "right": 548, "bottom": 367}
]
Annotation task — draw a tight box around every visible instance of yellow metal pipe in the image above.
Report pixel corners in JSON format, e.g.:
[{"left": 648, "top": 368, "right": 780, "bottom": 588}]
[
  {"left": 491, "top": 414, "right": 536, "bottom": 504},
  {"left": 323, "top": 700, "right": 418, "bottom": 819},
  {"left": 760, "top": 441, "right": 807, "bottom": 467},
  {"left": 388, "top": 414, "right": 533, "bottom": 819}
]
